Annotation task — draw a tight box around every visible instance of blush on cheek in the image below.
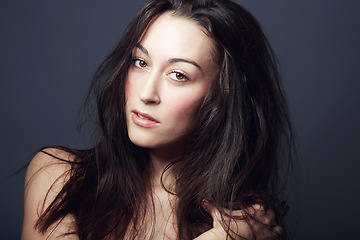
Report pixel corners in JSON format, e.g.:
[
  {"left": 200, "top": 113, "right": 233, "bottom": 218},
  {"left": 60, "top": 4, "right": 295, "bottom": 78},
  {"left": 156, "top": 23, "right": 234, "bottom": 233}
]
[
  {"left": 125, "top": 77, "right": 133, "bottom": 102},
  {"left": 166, "top": 96, "right": 203, "bottom": 122}
]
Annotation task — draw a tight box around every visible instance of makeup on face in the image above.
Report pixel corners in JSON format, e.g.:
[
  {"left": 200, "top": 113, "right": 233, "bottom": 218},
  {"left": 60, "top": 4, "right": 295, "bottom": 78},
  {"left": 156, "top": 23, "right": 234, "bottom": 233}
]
[
  {"left": 125, "top": 12, "right": 219, "bottom": 154},
  {"left": 131, "top": 110, "right": 160, "bottom": 128}
]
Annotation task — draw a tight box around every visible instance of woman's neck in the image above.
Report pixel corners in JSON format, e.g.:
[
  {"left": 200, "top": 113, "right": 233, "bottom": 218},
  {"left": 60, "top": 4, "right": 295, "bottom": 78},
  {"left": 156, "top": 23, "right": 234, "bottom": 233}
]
[{"left": 148, "top": 147, "right": 181, "bottom": 189}]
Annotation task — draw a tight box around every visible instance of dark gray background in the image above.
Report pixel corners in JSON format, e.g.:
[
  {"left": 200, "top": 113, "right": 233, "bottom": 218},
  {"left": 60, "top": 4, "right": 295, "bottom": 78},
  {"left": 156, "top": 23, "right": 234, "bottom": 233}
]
[{"left": 1, "top": 0, "right": 359, "bottom": 239}]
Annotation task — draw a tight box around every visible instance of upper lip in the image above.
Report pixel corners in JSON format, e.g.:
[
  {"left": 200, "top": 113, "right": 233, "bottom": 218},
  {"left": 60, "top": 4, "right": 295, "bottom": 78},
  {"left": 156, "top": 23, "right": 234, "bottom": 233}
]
[{"left": 132, "top": 110, "right": 160, "bottom": 123}]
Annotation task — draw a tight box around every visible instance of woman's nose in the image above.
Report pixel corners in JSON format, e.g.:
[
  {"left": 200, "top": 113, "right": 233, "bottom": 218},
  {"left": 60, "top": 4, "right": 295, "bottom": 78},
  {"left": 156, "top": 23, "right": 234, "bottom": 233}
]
[{"left": 139, "top": 71, "right": 161, "bottom": 104}]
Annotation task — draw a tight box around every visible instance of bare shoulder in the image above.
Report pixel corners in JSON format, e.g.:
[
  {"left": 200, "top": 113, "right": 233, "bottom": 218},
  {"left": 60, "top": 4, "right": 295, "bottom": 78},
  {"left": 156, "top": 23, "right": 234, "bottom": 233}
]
[
  {"left": 28, "top": 147, "right": 75, "bottom": 172},
  {"left": 24, "top": 148, "right": 75, "bottom": 197},
  {"left": 22, "top": 148, "right": 79, "bottom": 240}
]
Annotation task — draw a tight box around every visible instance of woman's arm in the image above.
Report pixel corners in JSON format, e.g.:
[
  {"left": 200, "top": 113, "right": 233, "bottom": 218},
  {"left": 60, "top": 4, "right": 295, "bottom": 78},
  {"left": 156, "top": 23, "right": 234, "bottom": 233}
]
[
  {"left": 21, "top": 148, "right": 79, "bottom": 240},
  {"left": 195, "top": 202, "right": 282, "bottom": 240}
]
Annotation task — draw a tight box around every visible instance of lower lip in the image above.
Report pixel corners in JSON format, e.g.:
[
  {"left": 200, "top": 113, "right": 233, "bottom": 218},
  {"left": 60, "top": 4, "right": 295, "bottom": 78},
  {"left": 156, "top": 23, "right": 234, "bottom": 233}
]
[{"left": 131, "top": 112, "right": 159, "bottom": 127}]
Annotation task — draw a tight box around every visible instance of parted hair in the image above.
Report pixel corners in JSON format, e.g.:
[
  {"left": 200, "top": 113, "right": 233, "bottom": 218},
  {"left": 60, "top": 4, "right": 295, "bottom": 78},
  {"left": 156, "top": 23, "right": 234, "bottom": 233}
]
[{"left": 36, "top": 0, "right": 294, "bottom": 239}]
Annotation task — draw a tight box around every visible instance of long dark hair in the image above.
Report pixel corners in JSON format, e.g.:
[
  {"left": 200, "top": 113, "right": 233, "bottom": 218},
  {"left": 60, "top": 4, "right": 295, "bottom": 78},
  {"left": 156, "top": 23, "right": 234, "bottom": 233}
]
[{"left": 35, "top": 0, "right": 294, "bottom": 239}]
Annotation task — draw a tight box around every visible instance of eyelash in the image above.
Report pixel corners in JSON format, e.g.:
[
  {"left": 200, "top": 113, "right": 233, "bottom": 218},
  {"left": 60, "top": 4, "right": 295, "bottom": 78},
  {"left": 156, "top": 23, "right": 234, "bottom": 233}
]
[
  {"left": 132, "top": 58, "right": 148, "bottom": 69},
  {"left": 131, "top": 57, "right": 190, "bottom": 82},
  {"left": 168, "top": 70, "right": 189, "bottom": 82}
]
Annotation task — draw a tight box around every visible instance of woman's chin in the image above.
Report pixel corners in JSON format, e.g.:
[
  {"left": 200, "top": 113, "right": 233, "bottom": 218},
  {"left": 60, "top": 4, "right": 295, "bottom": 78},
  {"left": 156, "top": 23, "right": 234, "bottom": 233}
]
[{"left": 128, "top": 136, "right": 162, "bottom": 149}]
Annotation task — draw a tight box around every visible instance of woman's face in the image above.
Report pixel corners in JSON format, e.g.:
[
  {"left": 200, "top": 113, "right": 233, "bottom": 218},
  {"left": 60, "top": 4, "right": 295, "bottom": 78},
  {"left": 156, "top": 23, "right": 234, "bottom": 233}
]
[{"left": 125, "top": 12, "right": 219, "bottom": 155}]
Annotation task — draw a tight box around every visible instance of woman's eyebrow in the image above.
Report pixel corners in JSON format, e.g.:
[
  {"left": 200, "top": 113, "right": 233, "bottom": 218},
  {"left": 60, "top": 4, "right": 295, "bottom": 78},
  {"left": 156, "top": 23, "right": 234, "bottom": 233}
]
[
  {"left": 168, "top": 58, "right": 201, "bottom": 70},
  {"left": 136, "top": 43, "right": 202, "bottom": 70},
  {"left": 136, "top": 43, "right": 149, "bottom": 55}
]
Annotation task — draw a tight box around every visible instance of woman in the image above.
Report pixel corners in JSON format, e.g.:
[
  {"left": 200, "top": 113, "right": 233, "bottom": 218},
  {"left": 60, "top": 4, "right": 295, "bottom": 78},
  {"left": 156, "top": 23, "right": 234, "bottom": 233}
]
[{"left": 22, "top": 0, "right": 293, "bottom": 239}]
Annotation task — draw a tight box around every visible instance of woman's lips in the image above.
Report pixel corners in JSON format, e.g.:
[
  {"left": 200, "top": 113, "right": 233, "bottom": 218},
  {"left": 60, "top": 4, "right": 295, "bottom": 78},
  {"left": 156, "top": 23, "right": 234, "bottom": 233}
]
[{"left": 131, "top": 110, "right": 159, "bottom": 127}]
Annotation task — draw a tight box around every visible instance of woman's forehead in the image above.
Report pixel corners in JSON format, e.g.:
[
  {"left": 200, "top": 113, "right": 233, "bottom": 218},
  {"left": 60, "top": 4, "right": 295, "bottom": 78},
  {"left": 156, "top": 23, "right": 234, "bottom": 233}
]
[{"left": 136, "top": 12, "right": 217, "bottom": 66}]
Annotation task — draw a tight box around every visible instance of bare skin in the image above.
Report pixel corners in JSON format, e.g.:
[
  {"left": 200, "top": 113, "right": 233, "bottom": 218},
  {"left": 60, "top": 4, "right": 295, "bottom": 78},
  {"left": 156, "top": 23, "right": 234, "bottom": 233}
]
[
  {"left": 22, "top": 149, "right": 281, "bottom": 240},
  {"left": 22, "top": 148, "right": 78, "bottom": 240},
  {"left": 22, "top": 12, "right": 282, "bottom": 240}
]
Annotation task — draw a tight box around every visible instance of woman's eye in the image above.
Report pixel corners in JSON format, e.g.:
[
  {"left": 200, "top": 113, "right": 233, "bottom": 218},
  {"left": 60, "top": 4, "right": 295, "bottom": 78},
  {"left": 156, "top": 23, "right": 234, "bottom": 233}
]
[
  {"left": 133, "top": 58, "right": 147, "bottom": 68},
  {"left": 169, "top": 71, "right": 189, "bottom": 82}
]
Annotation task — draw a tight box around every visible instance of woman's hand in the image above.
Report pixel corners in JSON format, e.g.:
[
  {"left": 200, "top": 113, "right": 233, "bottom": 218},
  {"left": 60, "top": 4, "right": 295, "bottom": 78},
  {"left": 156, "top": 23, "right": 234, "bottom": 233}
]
[{"left": 194, "top": 201, "right": 282, "bottom": 240}]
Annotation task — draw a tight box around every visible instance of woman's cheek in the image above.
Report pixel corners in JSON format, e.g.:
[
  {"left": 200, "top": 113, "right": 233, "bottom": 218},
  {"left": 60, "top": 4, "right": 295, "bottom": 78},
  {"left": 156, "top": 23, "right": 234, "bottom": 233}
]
[
  {"left": 125, "top": 75, "right": 136, "bottom": 102},
  {"left": 164, "top": 93, "right": 203, "bottom": 121}
]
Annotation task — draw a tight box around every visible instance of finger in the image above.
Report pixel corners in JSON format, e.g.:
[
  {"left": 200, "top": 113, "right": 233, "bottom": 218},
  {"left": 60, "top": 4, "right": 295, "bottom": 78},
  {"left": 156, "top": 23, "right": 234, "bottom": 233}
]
[
  {"left": 256, "top": 208, "right": 276, "bottom": 226},
  {"left": 227, "top": 209, "right": 245, "bottom": 217},
  {"left": 261, "top": 226, "right": 283, "bottom": 240},
  {"left": 273, "top": 226, "right": 283, "bottom": 236},
  {"left": 248, "top": 203, "right": 264, "bottom": 215},
  {"left": 247, "top": 204, "right": 277, "bottom": 226},
  {"left": 201, "top": 200, "right": 221, "bottom": 228},
  {"left": 200, "top": 199, "right": 214, "bottom": 214},
  {"left": 252, "top": 224, "right": 283, "bottom": 240}
]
